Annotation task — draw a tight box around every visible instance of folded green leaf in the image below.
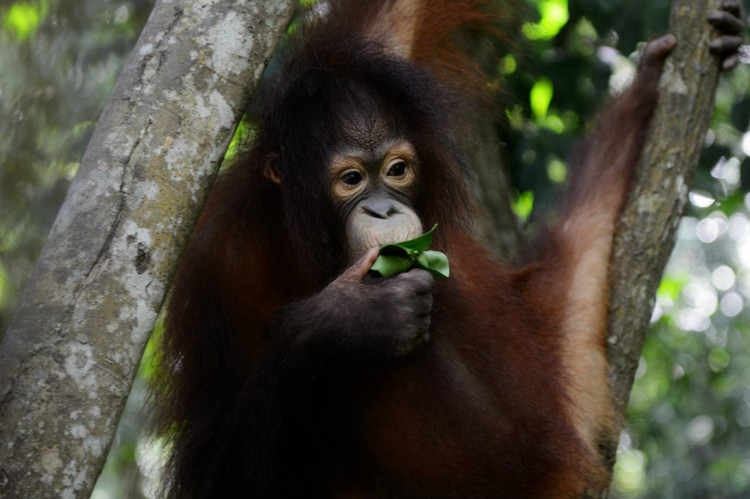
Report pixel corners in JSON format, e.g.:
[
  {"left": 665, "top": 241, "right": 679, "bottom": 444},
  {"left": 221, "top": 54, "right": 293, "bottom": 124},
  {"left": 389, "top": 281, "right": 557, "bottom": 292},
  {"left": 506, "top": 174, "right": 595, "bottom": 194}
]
[
  {"left": 379, "top": 225, "right": 436, "bottom": 254},
  {"left": 369, "top": 254, "right": 414, "bottom": 277},
  {"left": 368, "top": 225, "right": 450, "bottom": 279},
  {"left": 416, "top": 250, "right": 450, "bottom": 279}
]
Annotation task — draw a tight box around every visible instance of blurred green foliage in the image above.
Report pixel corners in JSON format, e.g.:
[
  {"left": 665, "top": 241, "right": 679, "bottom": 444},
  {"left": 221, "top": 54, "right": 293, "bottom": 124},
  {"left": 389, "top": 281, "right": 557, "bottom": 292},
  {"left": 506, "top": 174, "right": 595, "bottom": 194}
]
[
  {"left": 3, "top": 1, "right": 45, "bottom": 41},
  {"left": 503, "top": 2, "right": 750, "bottom": 497},
  {"left": 619, "top": 211, "right": 750, "bottom": 498},
  {"left": 0, "top": 0, "right": 155, "bottom": 336},
  {"left": 0, "top": 0, "right": 748, "bottom": 497}
]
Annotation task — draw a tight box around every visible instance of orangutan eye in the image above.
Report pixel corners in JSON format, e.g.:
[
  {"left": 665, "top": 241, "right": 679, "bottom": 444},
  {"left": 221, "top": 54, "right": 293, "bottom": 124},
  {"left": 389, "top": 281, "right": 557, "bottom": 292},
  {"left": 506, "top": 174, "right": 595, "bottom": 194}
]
[
  {"left": 342, "top": 170, "right": 363, "bottom": 186},
  {"left": 387, "top": 161, "right": 407, "bottom": 178}
]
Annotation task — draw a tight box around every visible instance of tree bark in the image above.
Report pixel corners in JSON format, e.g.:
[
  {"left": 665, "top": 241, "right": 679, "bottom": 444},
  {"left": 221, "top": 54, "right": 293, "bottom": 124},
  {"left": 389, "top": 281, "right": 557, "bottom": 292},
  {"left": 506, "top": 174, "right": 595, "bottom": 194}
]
[
  {"left": 593, "top": 0, "right": 725, "bottom": 495},
  {"left": 0, "top": 1, "right": 295, "bottom": 497}
]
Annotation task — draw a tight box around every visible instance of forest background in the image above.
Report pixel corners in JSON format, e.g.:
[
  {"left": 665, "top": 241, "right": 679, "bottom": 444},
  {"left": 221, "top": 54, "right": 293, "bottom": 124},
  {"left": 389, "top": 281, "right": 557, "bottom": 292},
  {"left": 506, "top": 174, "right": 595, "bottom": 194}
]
[{"left": 1, "top": 0, "right": 749, "bottom": 497}]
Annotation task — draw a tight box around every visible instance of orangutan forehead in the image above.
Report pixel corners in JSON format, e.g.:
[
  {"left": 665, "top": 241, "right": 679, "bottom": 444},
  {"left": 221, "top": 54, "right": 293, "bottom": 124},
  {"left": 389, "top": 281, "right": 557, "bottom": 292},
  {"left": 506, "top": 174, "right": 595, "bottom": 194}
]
[
  {"left": 339, "top": 111, "right": 394, "bottom": 150},
  {"left": 329, "top": 85, "right": 405, "bottom": 150}
]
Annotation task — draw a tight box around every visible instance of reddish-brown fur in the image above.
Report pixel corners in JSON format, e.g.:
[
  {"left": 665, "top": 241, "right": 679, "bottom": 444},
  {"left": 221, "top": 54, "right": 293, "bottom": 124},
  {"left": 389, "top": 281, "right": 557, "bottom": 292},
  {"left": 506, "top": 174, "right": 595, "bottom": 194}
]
[{"left": 151, "top": 1, "right": 674, "bottom": 498}]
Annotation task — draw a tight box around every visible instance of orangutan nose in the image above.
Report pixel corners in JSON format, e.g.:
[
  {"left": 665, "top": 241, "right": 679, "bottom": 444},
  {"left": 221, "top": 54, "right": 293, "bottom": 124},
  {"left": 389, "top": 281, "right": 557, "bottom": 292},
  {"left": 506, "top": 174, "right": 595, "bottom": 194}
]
[{"left": 361, "top": 198, "right": 400, "bottom": 219}]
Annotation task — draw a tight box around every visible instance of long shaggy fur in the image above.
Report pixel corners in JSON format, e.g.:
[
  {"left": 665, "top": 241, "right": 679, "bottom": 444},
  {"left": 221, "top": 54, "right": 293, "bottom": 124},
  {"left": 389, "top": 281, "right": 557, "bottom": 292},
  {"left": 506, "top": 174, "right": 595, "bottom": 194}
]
[{"left": 151, "top": 1, "right": 667, "bottom": 497}]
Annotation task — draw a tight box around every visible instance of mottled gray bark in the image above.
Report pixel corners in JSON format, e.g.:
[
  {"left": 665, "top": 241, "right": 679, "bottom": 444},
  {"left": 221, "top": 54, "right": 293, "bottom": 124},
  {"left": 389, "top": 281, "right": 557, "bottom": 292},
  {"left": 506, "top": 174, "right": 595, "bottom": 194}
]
[
  {"left": 0, "top": 1, "right": 295, "bottom": 498},
  {"left": 593, "top": 0, "right": 726, "bottom": 496},
  {"left": 607, "top": 0, "right": 724, "bottom": 413}
]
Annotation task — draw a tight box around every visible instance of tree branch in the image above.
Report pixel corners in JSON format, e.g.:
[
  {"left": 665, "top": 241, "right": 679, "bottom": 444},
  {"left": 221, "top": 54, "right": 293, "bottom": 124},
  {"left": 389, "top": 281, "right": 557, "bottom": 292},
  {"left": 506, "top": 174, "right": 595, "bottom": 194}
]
[{"left": 597, "top": 0, "right": 725, "bottom": 494}]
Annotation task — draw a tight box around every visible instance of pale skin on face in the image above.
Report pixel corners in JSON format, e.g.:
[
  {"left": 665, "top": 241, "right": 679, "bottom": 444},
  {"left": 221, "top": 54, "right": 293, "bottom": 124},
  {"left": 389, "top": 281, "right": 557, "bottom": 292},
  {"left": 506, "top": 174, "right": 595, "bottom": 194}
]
[
  {"left": 329, "top": 140, "right": 423, "bottom": 262},
  {"left": 262, "top": 121, "right": 423, "bottom": 263}
]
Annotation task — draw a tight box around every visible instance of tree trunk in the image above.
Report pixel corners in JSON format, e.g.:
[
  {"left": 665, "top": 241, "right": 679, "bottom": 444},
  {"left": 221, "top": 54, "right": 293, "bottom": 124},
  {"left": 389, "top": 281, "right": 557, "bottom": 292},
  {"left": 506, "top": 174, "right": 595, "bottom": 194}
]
[
  {"left": 593, "top": 0, "right": 726, "bottom": 495},
  {"left": 0, "top": 1, "right": 295, "bottom": 497}
]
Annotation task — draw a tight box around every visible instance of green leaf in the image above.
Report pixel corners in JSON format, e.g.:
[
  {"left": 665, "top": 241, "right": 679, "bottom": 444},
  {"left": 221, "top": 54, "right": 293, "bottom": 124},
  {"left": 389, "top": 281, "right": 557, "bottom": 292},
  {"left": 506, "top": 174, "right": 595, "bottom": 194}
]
[
  {"left": 416, "top": 250, "right": 450, "bottom": 279},
  {"left": 511, "top": 190, "right": 534, "bottom": 222},
  {"left": 4, "top": 3, "right": 41, "bottom": 41},
  {"left": 530, "top": 77, "right": 553, "bottom": 120},
  {"left": 378, "top": 224, "right": 436, "bottom": 255},
  {"left": 368, "top": 225, "right": 449, "bottom": 279},
  {"left": 522, "top": 0, "right": 569, "bottom": 41},
  {"left": 369, "top": 254, "right": 414, "bottom": 278}
]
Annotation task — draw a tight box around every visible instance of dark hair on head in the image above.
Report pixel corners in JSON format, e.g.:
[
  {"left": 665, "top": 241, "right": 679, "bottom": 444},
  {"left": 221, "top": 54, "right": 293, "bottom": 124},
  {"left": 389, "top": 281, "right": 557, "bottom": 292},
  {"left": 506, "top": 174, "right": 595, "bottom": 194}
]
[{"left": 244, "top": 31, "right": 473, "bottom": 271}]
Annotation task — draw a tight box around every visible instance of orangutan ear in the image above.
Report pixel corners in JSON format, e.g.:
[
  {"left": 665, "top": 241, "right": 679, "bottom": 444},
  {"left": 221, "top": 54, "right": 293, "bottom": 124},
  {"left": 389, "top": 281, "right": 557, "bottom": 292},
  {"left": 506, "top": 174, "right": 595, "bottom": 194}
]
[{"left": 263, "top": 154, "right": 282, "bottom": 184}]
